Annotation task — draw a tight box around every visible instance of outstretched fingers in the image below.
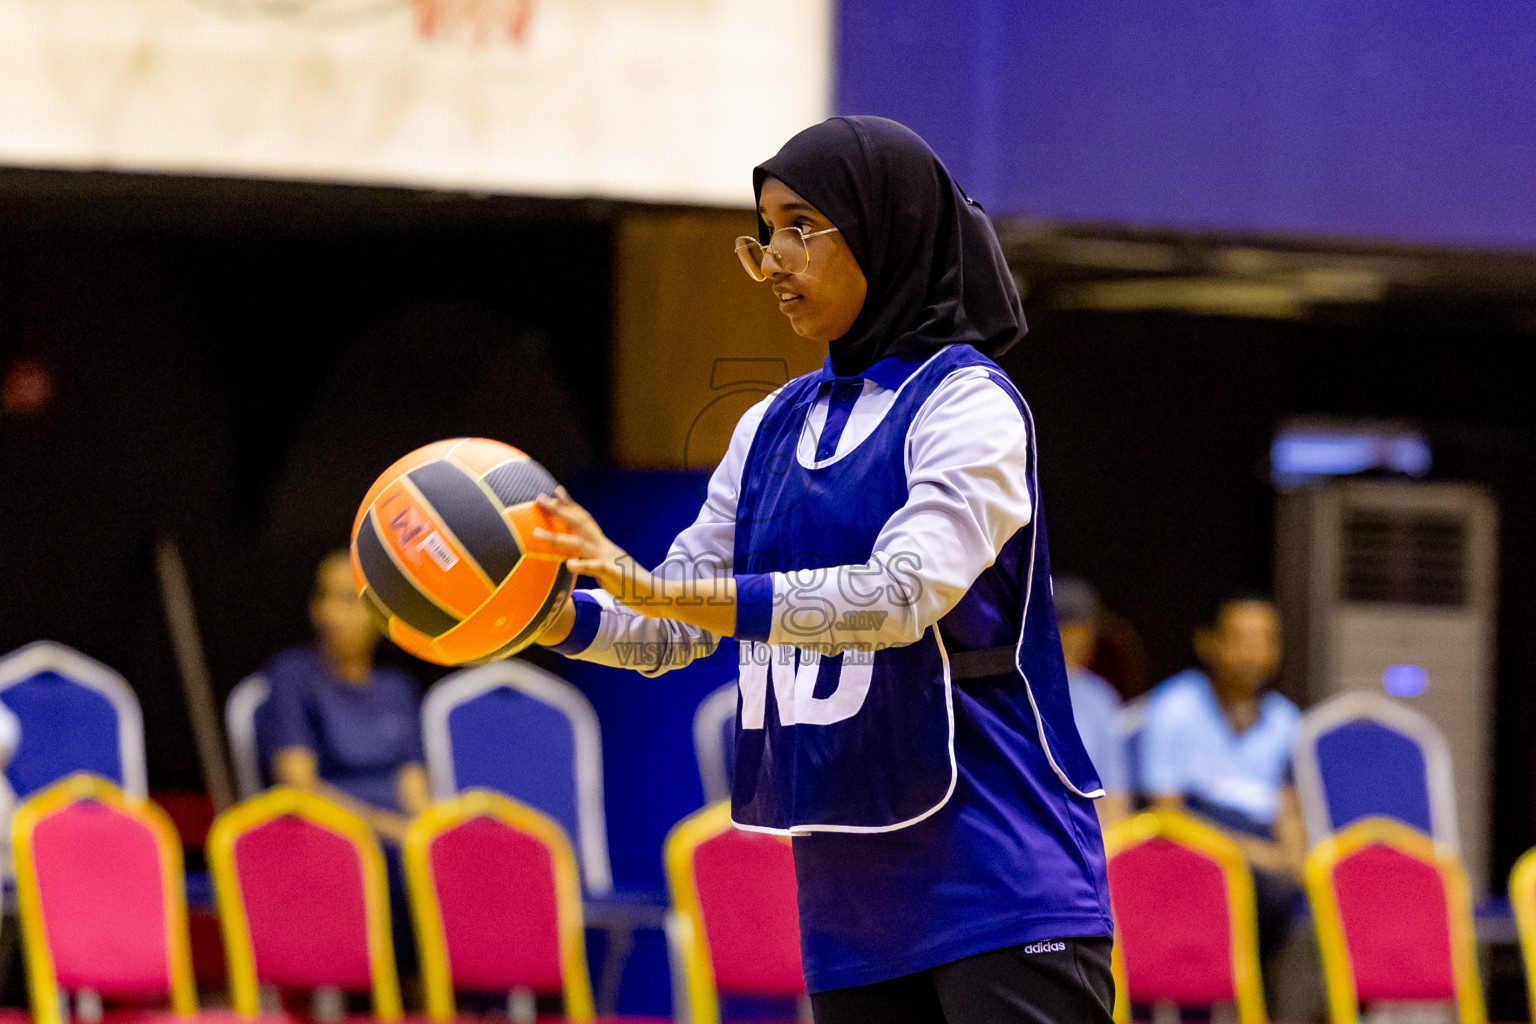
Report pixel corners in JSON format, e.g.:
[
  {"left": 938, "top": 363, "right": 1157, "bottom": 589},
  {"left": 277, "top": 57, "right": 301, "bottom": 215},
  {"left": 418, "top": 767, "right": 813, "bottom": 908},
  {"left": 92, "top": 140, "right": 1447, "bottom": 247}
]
[
  {"left": 534, "top": 488, "right": 601, "bottom": 551},
  {"left": 532, "top": 527, "right": 585, "bottom": 551},
  {"left": 536, "top": 486, "right": 594, "bottom": 528}
]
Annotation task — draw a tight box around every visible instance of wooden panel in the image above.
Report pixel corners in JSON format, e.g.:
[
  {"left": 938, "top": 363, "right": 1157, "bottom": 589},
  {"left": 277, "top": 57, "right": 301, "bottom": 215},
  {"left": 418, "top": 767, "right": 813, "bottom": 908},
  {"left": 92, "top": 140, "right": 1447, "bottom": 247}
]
[{"left": 612, "top": 206, "right": 824, "bottom": 471}]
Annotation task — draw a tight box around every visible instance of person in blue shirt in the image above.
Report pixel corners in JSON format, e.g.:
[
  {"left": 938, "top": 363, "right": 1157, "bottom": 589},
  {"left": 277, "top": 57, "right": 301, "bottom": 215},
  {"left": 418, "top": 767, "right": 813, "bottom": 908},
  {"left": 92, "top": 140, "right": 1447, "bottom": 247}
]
[
  {"left": 532, "top": 117, "right": 1114, "bottom": 1024},
  {"left": 1139, "top": 595, "right": 1306, "bottom": 963},
  {"left": 1055, "top": 578, "right": 1129, "bottom": 829},
  {"left": 257, "top": 550, "right": 430, "bottom": 842}
]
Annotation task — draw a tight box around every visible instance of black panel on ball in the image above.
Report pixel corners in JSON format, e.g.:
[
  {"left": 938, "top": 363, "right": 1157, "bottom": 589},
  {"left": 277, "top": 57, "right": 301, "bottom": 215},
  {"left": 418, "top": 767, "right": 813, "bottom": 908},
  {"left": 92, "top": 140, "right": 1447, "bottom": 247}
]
[
  {"left": 355, "top": 510, "right": 460, "bottom": 637},
  {"left": 407, "top": 459, "right": 521, "bottom": 584},
  {"left": 482, "top": 458, "right": 559, "bottom": 509}
]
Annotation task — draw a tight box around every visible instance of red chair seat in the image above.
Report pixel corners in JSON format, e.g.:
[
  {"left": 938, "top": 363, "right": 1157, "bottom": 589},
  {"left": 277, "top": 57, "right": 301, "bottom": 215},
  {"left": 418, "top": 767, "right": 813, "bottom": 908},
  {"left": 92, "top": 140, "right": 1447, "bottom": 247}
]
[
  {"left": 1102, "top": 811, "right": 1266, "bottom": 1024},
  {"left": 665, "top": 802, "right": 805, "bottom": 1024},
  {"left": 102, "top": 1013, "right": 290, "bottom": 1024},
  {"left": 403, "top": 792, "right": 604, "bottom": 1022},
  {"left": 1306, "top": 816, "right": 1485, "bottom": 1024},
  {"left": 207, "top": 789, "right": 402, "bottom": 1021},
  {"left": 11, "top": 777, "right": 201, "bottom": 1024},
  {"left": 397, "top": 1017, "right": 673, "bottom": 1023}
]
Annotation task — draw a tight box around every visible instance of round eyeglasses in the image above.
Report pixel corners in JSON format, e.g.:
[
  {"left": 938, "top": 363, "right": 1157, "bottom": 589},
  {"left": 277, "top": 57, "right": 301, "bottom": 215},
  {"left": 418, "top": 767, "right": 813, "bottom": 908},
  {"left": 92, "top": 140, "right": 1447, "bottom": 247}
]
[{"left": 734, "top": 225, "right": 840, "bottom": 281}]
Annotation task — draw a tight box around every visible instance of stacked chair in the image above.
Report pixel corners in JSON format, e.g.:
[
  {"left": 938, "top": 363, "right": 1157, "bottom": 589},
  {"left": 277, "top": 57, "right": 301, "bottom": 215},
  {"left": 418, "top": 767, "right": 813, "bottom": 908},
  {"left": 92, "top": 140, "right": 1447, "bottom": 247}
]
[
  {"left": 421, "top": 661, "right": 612, "bottom": 897},
  {"left": 403, "top": 790, "right": 598, "bottom": 1022},
  {"left": 10, "top": 775, "right": 668, "bottom": 1023},
  {"left": 1293, "top": 690, "right": 1459, "bottom": 852},
  {"left": 24, "top": 637, "right": 1536, "bottom": 1024},
  {"left": 421, "top": 661, "right": 672, "bottom": 1014},
  {"left": 11, "top": 775, "right": 202, "bottom": 1024},
  {"left": 1293, "top": 690, "right": 1486, "bottom": 1023},
  {"left": 1104, "top": 686, "right": 1500, "bottom": 1023},
  {"left": 663, "top": 803, "right": 806, "bottom": 1024},
  {"left": 0, "top": 641, "right": 147, "bottom": 801},
  {"left": 690, "top": 683, "right": 737, "bottom": 808},
  {"left": 1305, "top": 817, "right": 1484, "bottom": 1024},
  {"left": 1102, "top": 810, "right": 1265, "bottom": 1024},
  {"left": 206, "top": 787, "right": 403, "bottom": 1021}
]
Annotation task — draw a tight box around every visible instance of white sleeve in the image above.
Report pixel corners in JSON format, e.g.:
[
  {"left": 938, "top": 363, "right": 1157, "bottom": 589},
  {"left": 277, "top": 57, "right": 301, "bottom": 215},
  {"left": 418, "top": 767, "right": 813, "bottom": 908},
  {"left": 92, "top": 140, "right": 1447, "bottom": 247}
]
[
  {"left": 551, "top": 392, "right": 774, "bottom": 676},
  {"left": 757, "top": 369, "right": 1033, "bottom": 650}
]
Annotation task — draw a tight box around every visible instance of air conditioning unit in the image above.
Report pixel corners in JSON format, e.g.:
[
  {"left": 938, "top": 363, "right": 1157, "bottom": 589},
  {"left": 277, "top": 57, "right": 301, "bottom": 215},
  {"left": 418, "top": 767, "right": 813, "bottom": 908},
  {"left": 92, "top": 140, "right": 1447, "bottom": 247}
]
[{"left": 1276, "top": 480, "right": 1498, "bottom": 895}]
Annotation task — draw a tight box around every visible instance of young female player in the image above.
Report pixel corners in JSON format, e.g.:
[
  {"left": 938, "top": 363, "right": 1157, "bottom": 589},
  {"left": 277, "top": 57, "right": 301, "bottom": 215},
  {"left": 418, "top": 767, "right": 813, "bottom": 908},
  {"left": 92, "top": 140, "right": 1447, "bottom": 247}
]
[{"left": 534, "top": 116, "right": 1115, "bottom": 1024}]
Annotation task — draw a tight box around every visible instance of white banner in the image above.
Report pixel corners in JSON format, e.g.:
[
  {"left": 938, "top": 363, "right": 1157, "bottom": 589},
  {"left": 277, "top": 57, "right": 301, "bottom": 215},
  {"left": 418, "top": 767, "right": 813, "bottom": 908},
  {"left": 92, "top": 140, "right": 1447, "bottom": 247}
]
[{"left": 0, "top": 0, "right": 829, "bottom": 203}]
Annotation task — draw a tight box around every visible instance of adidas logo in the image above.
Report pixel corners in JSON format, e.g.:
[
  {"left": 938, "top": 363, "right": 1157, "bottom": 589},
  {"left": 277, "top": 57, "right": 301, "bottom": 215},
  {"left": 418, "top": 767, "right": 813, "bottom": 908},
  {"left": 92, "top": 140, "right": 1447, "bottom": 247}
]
[{"left": 1023, "top": 941, "right": 1066, "bottom": 954}]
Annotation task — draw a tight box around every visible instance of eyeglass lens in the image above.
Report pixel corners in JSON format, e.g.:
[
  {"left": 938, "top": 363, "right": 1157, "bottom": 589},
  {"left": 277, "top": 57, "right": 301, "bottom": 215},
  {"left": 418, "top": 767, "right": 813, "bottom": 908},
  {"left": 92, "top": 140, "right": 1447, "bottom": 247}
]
[{"left": 736, "top": 228, "right": 811, "bottom": 281}]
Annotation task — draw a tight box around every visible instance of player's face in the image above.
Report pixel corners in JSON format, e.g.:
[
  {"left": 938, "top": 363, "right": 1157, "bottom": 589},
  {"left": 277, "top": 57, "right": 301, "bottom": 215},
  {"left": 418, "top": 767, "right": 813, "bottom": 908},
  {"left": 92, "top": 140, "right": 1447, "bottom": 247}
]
[
  {"left": 757, "top": 177, "right": 868, "bottom": 344},
  {"left": 310, "top": 554, "right": 377, "bottom": 663},
  {"left": 1199, "top": 601, "right": 1281, "bottom": 696}
]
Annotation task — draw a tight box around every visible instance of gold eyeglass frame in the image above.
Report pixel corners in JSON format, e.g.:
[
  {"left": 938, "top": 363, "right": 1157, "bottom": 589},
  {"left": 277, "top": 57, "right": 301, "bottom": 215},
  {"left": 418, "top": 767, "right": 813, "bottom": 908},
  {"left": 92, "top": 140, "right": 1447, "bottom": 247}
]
[{"left": 734, "top": 225, "right": 840, "bottom": 281}]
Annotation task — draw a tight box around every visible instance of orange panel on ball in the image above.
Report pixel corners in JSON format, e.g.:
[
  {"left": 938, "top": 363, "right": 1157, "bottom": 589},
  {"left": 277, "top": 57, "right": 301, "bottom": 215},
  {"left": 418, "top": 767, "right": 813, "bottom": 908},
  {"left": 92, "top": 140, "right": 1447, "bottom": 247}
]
[
  {"left": 432, "top": 557, "right": 563, "bottom": 664},
  {"left": 388, "top": 616, "right": 444, "bottom": 664},
  {"left": 372, "top": 480, "right": 492, "bottom": 619},
  {"left": 350, "top": 439, "right": 461, "bottom": 538},
  {"left": 505, "top": 501, "right": 576, "bottom": 559}
]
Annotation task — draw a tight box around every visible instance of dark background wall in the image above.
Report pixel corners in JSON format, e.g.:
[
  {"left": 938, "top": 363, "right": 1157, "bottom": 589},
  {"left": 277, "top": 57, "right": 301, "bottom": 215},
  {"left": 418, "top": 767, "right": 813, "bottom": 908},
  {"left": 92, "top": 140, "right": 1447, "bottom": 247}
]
[
  {"left": 2, "top": 168, "right": 1532, "bottom": 887},
  {"left": 0, "top": 171, "right": 611, "bottom": 792}
]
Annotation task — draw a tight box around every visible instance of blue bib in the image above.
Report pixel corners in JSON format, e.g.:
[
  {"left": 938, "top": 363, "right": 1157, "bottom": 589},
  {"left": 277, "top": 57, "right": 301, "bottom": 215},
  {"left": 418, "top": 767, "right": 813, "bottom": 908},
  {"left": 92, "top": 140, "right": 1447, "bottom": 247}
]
[{"left": 730, "top": 345, "right": 1101, "bottom": 834}]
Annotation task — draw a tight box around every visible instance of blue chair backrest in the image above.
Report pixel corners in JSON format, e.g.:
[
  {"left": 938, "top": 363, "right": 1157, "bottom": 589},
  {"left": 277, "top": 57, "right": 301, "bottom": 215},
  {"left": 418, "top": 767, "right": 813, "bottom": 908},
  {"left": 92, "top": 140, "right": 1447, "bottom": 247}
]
[
  {"left": 226, "top": 673, "right": 272, "bottom": 799},
  {"left": 719, "top": 713, "right": 736, "bottom": 786},
  {"left": 423, "top": 660, "right": 611, "bottom": 894},
  {"left": 0, "top": 641, "right": 146, "bottom": 799},
  {"left": 1316, "top": 719, "right": 1433, "bottom": 834},
  {"left": 693, "top": 680, "right": 738, "bottom": 805},
  {"left": 448, "top": 687, "right": 579, "bottom": 832},
  {"left": 1114, "top": 693, "right": 1151, "bottom": 800},
  {"left": 1295, "top": 690, "right": 1457, "bottom": 850}
]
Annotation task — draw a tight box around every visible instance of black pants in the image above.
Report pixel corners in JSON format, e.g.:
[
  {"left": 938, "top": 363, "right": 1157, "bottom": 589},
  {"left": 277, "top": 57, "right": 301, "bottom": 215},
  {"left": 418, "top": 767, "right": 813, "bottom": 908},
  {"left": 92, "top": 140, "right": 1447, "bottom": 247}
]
[
  {"left": 1251, "top": 866, "right": 1298, "bottom": 965},
  {"left": 810, "top": 937, "right": 1115, "bottom": 1024}
]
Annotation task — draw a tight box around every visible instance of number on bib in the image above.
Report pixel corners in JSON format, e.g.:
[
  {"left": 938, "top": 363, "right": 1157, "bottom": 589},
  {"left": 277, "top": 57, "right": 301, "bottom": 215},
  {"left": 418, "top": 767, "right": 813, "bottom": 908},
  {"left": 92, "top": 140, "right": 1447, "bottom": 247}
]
[{"left": 738, "top": 642, "right": 873, "bottom": 727}]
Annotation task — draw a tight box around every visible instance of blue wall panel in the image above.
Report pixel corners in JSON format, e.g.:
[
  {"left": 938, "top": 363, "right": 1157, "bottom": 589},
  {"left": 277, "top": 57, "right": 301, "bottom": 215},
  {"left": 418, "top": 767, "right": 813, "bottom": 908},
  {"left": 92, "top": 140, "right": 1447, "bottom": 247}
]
[{"left": 837, "top": 0, "right": 1536, "bottom": 248}]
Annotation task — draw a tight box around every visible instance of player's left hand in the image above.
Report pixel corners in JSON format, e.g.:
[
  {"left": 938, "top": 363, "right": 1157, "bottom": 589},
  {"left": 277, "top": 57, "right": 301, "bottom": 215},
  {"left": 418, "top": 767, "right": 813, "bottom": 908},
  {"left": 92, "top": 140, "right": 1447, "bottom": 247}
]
[{"left": 533, "top": 487, "right": 655, "bottom": 607}]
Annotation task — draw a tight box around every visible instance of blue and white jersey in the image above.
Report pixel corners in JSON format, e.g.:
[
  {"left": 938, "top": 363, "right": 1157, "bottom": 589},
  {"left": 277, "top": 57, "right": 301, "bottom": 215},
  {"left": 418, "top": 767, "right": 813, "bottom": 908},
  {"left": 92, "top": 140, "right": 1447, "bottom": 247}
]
[
  {"left": 555, "top": 343, "right": 1113, "bottom": 991},
  {"left": 1139, "top": 669, "right": 1299, "bottom": 835}
]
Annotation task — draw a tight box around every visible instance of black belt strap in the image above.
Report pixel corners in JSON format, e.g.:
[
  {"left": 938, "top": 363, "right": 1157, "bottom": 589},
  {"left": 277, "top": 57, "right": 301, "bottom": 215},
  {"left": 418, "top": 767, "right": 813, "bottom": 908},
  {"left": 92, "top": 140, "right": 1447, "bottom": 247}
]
[{"left": 948, "top": 645, "right": 1018, "bottom": 680}]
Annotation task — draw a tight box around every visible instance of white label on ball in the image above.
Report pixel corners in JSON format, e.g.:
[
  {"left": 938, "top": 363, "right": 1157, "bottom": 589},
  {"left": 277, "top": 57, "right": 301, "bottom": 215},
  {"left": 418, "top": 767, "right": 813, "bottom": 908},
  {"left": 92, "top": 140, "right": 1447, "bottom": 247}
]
[{"left": 417, "top": 531, "right": 459, "bottom": 571}]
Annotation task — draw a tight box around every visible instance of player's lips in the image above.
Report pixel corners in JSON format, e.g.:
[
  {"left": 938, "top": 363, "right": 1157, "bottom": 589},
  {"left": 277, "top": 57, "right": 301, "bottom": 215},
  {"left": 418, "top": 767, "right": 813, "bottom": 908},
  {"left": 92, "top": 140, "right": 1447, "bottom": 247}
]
[{"left": 774, "top": 289, "right": 803, "bottom": 310}]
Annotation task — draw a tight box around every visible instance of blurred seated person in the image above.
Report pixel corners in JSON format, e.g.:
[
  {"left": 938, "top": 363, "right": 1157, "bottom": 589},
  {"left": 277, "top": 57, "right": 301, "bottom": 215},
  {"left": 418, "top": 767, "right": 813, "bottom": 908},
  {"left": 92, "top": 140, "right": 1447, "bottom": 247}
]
[
  {"left": 1140, "top": 595, "right": 1305, "bottom": 962},
  {"left": 257, "top": 550, "right": 430, "bottom": 842},
  {"left": 1055, "top": 577, "right": 1129, "bottom": 828}
]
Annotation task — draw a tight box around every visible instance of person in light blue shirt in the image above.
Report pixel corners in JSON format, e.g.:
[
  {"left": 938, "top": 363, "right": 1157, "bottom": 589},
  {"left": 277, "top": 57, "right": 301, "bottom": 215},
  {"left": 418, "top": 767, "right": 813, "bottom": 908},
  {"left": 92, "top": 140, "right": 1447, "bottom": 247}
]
[
  {"left": 1055, "top": 577, "right": 1129, "bottom": 828},
  {"left": 1140, "top": 595, "right": 1306, "bottom": 964}
]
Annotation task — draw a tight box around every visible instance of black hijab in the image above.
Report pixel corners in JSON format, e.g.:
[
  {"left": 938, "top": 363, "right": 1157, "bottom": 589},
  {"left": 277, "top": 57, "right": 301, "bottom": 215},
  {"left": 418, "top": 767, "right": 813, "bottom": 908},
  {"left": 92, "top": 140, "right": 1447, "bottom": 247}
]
[{"left": 754, "top": 115, "right": 1026, "bottom": 378}]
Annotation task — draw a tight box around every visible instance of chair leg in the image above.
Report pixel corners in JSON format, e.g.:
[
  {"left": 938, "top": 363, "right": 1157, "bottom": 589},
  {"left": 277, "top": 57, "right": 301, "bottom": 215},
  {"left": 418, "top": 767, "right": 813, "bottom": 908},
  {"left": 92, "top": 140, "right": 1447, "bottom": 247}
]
[
  {"left": 75, "top": 990, "right": 103, "bottom": 1024},
  {"left": 664, "top": 912, "right": 694, "bottom": 1024},
  {"left": 312, "top": 986, "right": 345, "bottom": 1021},
  {"left": 593, "top": 922, "right": 634, "bottom": 1016}
]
